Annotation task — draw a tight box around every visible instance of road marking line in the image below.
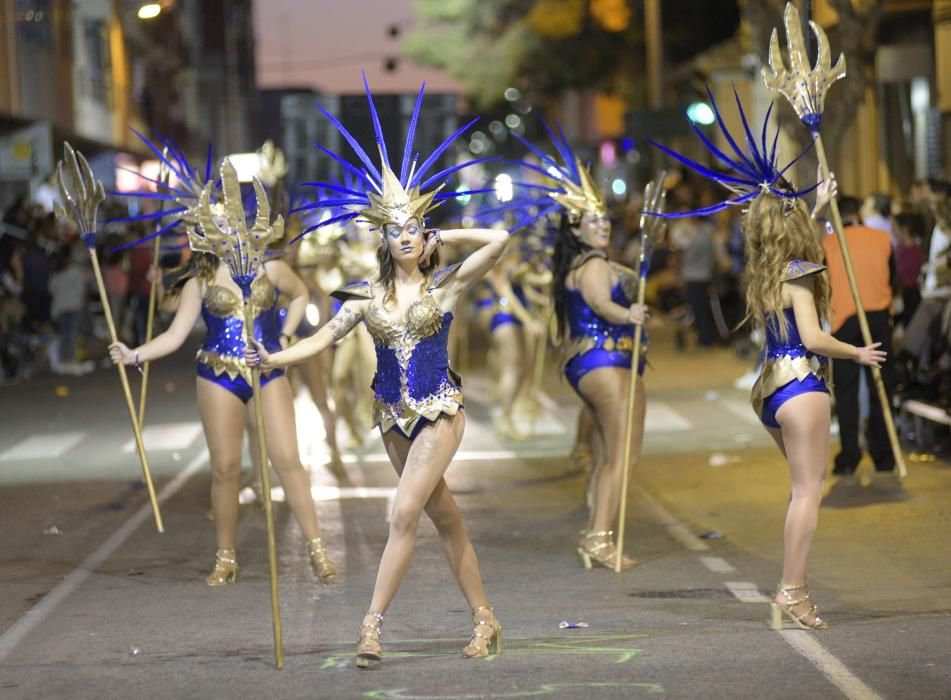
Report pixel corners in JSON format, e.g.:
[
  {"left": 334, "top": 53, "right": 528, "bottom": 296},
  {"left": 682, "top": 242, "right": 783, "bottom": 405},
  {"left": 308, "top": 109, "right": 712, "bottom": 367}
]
[
  {"left": 634, "top": 486, "right": 709, "bottom": 551},
  {"left": 0, "top": 449, "right": 209, "bottom": 664},
  {"left": 0, "top": 431, "right": 86, "bottom": 462},
  {"left": 718, "top": 398, "right": 762, "bottom": 425},
  {"left": 121, "top": 422, "right": 203, "bottom": 453},
  {"left": 725, "top": 581, "right": 770, "bottom": 603},
  {"left": 644, "top": 402, "right": 692, "bottom": 432},
  {"left": 699, "top": 556, "right": 735, "bottom": 573},
  {"left": 779, "top": 631, "right": 886, "bottom": 700}
]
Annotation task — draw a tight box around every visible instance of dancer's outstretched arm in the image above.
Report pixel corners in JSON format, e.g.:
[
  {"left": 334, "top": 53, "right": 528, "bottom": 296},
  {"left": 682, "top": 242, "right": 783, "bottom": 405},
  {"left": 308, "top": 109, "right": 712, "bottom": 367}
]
[
  {"left": 109, "top": 277, "right": 203, "bottom": 365},
  {"left": 246, "top": 300, "right": 366, "bottom": 370},
  {"left": 786, "top": 278, "right": 885, "bottom": 366}
]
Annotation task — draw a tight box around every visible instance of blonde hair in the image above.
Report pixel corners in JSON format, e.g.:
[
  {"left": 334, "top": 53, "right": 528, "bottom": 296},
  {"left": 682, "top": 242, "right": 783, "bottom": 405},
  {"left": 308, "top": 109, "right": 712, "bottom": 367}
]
[{"left": 742, "top": 195, "right": 829, "bottom": 340}]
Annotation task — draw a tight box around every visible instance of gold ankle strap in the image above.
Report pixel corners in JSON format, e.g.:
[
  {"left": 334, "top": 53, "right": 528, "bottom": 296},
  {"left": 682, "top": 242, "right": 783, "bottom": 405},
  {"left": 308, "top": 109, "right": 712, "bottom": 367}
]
[
  {"left": 471, "top": 604, "right": 493, "bottom": 616},
  {"left": 362, "top": 610, "right": 384, "bottom": 628},
  {"left": 584, "top": 530, "right": 613, "bottom": 540},
  {"left": 215, "top": 549, "right": 236, "bottom": 563}
]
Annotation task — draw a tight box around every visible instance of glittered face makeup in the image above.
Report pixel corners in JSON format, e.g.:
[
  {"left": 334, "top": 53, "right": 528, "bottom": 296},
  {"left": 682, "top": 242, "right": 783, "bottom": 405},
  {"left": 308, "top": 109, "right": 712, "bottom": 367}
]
[
  {"left": 386, "top": 217, "right": 424, "bottom": 261},
  {"left": 574, "top": 213, "right": 611, "bottom": 249}
]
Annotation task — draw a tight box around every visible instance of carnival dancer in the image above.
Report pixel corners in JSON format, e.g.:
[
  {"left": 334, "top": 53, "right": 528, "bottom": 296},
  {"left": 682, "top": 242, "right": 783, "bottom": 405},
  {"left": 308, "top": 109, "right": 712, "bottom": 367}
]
[
  {"left": 248, "top": 77, "right": 504, "bottom": 665},
  {"left": 503, "top": 125, "right": 648, "bottom": 569},
  {"left": 106, "top": 139, "right": 337, "bottom": 586},
  {"left": 473, "top": 243, "right": 543, "bottom": 440},
  {"left": 647, "top": 90, "right": 885, "bottom": 629}
]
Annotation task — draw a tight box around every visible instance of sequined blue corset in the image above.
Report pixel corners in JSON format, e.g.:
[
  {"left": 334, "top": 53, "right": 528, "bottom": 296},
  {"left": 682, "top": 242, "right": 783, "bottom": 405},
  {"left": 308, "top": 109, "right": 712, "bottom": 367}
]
[
  {"left": 333, "top": 264, "right": 465, "bottom": 436},
  {"left": 364, "top": 294, "right": 463, "bottom": 435},
  {"left": 198, "top": 275, "right": 283, "bottom": 383},
  {"left": 562, "top": 274, "right": 647, "bottom": 390}
]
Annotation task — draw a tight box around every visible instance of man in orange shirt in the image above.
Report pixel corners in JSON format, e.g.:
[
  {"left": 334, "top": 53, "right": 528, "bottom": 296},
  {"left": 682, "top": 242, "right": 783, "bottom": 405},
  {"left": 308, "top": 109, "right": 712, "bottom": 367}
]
[{"left": 822, "top": 196, "right": 897, "bottom": 475}]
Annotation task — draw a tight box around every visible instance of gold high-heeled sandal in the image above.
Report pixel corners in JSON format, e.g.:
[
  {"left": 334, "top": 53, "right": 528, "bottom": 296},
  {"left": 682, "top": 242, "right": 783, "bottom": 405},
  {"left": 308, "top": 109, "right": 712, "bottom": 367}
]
[
  {"left": 205, "top": 548, "right": 237, "bottom": 586},
  {"left": 307, "top": 537, "right": 337, "bottom": 581},
  {"left": 770, "top": 582, "right": 829, "bottom": 630},
  {"left": 462, "top": 604, "right": 503, "bottom": 659},
  {"left": 577, "top": 530, "right": 636, "bottom": 571},
  {"left": 356, "top": 610, "right": 384, "bottom": 668}
]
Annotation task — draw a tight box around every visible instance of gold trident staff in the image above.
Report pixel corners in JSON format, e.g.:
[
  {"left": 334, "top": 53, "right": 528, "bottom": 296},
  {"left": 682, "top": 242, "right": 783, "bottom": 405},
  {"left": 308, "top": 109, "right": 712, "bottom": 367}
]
[
  {"left": 193, "top": 159, "right": 285, "bottom": 669},
  {"left": 137, "top": 157, "right": 172, "bottom": 430},
  {"left": 615, "top": 174, "right": 666, "bottom": 573},
  {"left": 763, "top": 2, "right": 907, "bottom": 479},
  {"left": 55, "top": 144, "right": 164, "bottom": 532}
]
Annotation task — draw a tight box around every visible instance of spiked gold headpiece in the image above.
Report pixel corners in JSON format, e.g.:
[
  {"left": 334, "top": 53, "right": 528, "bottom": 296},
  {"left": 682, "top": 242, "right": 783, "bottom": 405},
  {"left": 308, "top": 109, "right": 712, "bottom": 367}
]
[
  {"left": 548, "top": 157, "right": 607, "bottom": 220},
  {"left": 289, "top": 74, "right": 486, "bottom": 243}
]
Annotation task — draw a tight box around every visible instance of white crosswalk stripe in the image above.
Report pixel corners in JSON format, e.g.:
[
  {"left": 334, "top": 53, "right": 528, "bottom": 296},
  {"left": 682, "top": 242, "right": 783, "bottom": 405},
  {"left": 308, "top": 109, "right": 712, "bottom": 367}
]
[
  {"left": 121, "top": 422, "right": 204, "bottom": 453},
  {"left": 0, "top": 431, "right": 87, "bottom": 462}
]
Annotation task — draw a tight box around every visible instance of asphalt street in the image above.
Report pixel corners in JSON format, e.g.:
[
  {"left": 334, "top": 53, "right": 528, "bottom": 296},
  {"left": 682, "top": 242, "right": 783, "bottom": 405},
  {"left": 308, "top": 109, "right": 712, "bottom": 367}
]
[{"left": 0, "top": 327, "right": 948, "bottom": 699}]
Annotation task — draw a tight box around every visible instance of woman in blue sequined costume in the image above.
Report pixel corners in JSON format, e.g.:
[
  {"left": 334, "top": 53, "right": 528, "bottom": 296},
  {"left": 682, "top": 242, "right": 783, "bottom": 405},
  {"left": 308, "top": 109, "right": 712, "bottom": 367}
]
[
  {"left": 743, "top": 192, "right": 884, "bottom": 630},
  {"left": 552, "top": 210, "right": 648, "bottom": 571},
  {"left": 646, "top": 88, "right": 885, "bottom": 630},
  {"left": 108, "top": 252, "right": 337, "bottom": 585},
  {"left": 248, "top": 222, "right": 509, "bottom": 663},
  {"left": 247, "top": 77, "right": 505, "bottom": 666}
]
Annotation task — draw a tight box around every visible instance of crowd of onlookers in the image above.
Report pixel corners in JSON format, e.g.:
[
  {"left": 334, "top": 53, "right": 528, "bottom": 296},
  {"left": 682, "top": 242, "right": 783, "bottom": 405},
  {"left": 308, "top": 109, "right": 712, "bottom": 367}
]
[{"left": 0, "top": 194, "right": 158, "bottom": 382}]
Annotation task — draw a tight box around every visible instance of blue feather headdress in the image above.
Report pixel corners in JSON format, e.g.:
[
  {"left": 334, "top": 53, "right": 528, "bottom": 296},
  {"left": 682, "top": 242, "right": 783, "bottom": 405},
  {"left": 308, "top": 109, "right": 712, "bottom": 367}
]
[
  {"left": 646, "top": 87, "right": 817, "bottom": 219},
  {"left": 288, "top": 73, "right": 494, "bottom": 243},
  {"left": 107, "top": 129, "right": 217, "bottom": 251},
  {"left": 478, "top": 118, "right": 608, "bottom": 231}
]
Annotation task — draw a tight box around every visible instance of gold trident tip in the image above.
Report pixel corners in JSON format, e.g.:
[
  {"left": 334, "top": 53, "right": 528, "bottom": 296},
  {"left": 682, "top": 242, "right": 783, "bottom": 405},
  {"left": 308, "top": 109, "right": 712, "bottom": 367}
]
[
  {"left": 55, "top": 142, "right": 105, "bottom": 237},
  {"left": 192, "top": 158, "right": 285, "bottom": 276},
  {"left": 761, "top": 2, "right": 846, "bottom": 131}
]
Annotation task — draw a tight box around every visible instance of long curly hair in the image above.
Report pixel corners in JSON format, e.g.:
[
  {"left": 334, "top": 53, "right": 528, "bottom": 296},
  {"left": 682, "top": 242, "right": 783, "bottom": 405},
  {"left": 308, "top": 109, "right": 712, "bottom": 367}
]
[
  {"left": 552, "top": 214, "right": 591, "bottom": 344},
  {"left": 376, "top": 229, "right": 440, "bottom": 309},
  {"left": 743, "top": 195, "right": 829, "bottom": 340}
]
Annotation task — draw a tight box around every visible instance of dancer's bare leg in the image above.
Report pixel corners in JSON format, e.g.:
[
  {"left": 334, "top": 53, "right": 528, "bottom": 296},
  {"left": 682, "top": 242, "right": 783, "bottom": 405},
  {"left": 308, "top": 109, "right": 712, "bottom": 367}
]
[
  {"left": 300, "top": 353, "right": 344, "bottom": 472},
  {"left": 577, "top": 368, "right": 646, "bottom": 553},
  {"left": 368, "top": 412, "right": 485, "bottom": 612},
  {"left": 380, "top": 419, "right": 488, "bottom": 610},
  {"left": 770, "top": 392, "right": 830, "bottom": 625},
  {"left": 258, "top": 375, "right": 321, "bottom": 541},
  {"left": 196, "top": 378, "right": 246, "bottom": 550}
]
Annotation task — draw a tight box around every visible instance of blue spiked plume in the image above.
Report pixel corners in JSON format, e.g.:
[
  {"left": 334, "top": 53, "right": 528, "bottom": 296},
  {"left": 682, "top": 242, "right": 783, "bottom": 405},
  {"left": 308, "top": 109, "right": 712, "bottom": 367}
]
[
  {"left": 298, "top": 73, "right": 490, "bottom": 239},
  {"left": 106, "top": 129, "right": 218, "bottom": 250},
  {"left": 645, "top": 87, "right": 818, "bottom": 219}
]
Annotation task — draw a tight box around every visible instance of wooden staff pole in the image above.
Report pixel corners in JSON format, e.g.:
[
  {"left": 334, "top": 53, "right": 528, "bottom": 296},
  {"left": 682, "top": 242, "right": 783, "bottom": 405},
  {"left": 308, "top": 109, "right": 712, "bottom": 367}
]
[
  {"left": 88, "top": 245, "right": 164, "bottom": 532},
  {"left": 241, "top": 300, "right": 284, "bottom": 669}
]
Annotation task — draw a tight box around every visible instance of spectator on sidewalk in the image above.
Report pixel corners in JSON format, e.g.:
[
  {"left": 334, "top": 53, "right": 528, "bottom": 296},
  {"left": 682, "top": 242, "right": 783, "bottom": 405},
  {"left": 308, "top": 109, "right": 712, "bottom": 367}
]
[
  {"left": 861, "top": 193, "right": 893, "bottom": 242},
  {"left": 893, "top": 212, "right": 926, "bottom": 328},
  {"left": 48, "top": 242, "right": 92, "bottom": 375},
  {"left": 822, "top": 196, "right": 896, "bottom": 475}
]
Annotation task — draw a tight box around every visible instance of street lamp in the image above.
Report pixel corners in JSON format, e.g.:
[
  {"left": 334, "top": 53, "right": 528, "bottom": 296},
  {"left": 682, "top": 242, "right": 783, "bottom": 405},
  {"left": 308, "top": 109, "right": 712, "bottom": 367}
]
[{"left": 137, "top": 3, "right": 161, "bottom": 20}]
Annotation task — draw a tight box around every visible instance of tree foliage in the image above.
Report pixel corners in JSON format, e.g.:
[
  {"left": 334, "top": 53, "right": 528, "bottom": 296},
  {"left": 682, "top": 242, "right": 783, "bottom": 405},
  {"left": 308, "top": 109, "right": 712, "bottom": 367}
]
[{"left": 406, "top": 0, "right": 739, "bottom": 109}]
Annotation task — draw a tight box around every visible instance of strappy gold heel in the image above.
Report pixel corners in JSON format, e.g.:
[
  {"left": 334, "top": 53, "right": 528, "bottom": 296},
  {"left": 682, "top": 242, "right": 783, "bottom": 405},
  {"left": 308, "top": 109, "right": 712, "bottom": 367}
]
[
  {"left": 770, "top": 582, "right": 829, "bottom": 630},
  {"left": 462, "top": 604, "right": 503, "bottom": 659},
  {"left": 356, "top": 610, "right": 384, "bottom": 668},
  {"left": 577, "top": 530, "right": 636, "bottom": 571},
  {"left": 205, "top": 548, "right": 237, "bottom": 586},
  {"left": 307, "top": 537, "right": 337, "bottom": 581}
]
